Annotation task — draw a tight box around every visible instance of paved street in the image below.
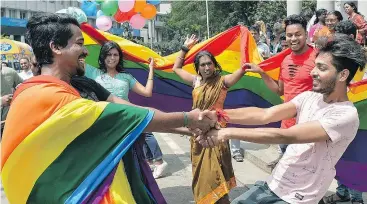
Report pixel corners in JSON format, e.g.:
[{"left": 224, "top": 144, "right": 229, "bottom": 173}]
[{"left": 1, "top": 133, "right": 366, "bottom": 204}]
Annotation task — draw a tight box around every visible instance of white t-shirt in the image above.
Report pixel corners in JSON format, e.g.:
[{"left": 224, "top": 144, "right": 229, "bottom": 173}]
[
  {"left": 18, "top": 70, "right": 33, "bottom": 80},
  {"left": 257, "top": 42, "right": 271, "bottom": 59},
  {"left": 267, "top": 91, "right": 359, "bottom": 204}
]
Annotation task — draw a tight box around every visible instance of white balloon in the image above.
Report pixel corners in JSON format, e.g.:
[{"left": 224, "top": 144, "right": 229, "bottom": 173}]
[{"left": 56, "top": 7, "right": 88, "bottom": 24}]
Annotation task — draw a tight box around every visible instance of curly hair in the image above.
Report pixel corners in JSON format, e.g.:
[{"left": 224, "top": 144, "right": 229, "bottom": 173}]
[
  {"left": 26, "top": 13, "right": 79, "bottom": 67},
  {"left": 318, "top": 34, "right": 366, "bottom": 85},
  {"left": 335, "top": 20, "right": 357, "bottom": 39},
  {"left": 284, "top": 14, "right": 307, "bottom": 31}
]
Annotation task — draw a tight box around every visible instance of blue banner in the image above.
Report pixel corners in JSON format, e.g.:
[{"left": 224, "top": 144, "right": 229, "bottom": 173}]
[{"left": 0, "top": 17, "right": 28, "bottom": 27}]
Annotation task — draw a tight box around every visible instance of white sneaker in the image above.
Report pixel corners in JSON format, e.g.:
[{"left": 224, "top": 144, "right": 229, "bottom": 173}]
[{"left": 153, "top": 161, "right": 168, "bottom": 179}]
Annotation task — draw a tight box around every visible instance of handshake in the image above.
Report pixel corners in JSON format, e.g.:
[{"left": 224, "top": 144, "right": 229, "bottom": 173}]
[{"left": 185, "top": 108, "right": 229, "bottom": 148}]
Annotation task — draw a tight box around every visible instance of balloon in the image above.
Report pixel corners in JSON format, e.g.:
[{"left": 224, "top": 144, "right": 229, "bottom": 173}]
[
  {"left": 133, "top": 0, "right": 146, "bottom": 13},
  {"left": 56, "top": 9, "right": 68, "bottom": 14},
  {"left": 81, "top": 1, "right": 97, "bottom": 16},
  {"left": 96, "top": 16, "right": 112, "bottom": 31},
  {"left": 114, "top": 9, "right": 129, "bottom": 22},
  {"left": 114, "top": 9, "right": 137, "bottom": 22},
  {"left": 101, "top": 0, "right": 118, "bottom": 16},
  {"left": 56, "top": 7, "right": 88, "bottom": 24},
  {"left": 130, "top": 14, "right": 146, "bottom": 29},
  {"left": 141, "top": 4, "right": 156, "bottom": 19},
  {"left": 118, "top": 0, "right": 135, "bottom": 12},
  {"left": 95, "top": 0, "right": 104, "bottom": 4},
  {"left": 147, "top": 0, "right": 160, "bottom": 5},
  {"left": 96, "top": 10, "right": 104, "bottom": 18}
]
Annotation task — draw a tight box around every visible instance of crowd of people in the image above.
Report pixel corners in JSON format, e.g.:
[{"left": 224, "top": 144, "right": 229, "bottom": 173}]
[{"left": 1, "top": 1, "right": 367, "bottom": 204}]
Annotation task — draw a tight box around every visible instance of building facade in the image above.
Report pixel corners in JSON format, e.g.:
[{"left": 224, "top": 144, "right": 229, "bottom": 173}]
[
  {"left": 1, "top": 1, "right": 169, "bottom": 44},
  {"left": 287, "top": 0, "right": 367, "bottom": 20}
]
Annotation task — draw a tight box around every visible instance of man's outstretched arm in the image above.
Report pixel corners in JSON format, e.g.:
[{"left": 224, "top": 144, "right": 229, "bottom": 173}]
[
  {"left": 107, "top": 95, "right": 213, "bottom": 135},
  {"left": 224, "top": 101, "right": 297, "bottom": 125},
  {"left": 145, "top": 109, "right": 216, "bottom": 135},
  {"left": 197, "top": 121, "right": 330, "bottom": 148}
]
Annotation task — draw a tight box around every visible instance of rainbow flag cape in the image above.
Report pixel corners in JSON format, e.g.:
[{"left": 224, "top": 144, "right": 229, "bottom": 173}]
[
  {"left": 81, "top": 23, "right": 367, "bottom": 191},
  {"left": 1, "top": 76, "right": 166, "bottom": 203}
]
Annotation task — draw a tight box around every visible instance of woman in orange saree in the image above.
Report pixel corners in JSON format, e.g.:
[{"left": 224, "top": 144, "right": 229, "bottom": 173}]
[{"left": 172, "top": 35, "right": 247, "bottom": 204}]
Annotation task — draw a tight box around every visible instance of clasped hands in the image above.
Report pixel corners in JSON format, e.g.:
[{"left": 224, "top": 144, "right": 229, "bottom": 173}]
[{"left": 186, "top": 108, "right": 228, "bottom": 148}]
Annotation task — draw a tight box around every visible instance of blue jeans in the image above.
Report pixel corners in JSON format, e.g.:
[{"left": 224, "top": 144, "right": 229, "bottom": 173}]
[
  {"left": 337, "top": 181, "right": 363, "bottom": 201},
  {"left": 232, "top": 181, "right": 288, "bottom": 204},
  {"left": 143, "top": 133, "right": 163, "bottom": 162}
]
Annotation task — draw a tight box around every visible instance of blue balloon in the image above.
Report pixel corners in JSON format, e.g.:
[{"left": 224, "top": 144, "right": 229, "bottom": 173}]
[
  {"left": 147, "top": 0, "right": 160, "bottom": 5},
  {"left": 81, "top": 1, "right": 97, "bottom": 17},
  {"left": 96, "top": 10, "right": 104, "bottom": 18}
]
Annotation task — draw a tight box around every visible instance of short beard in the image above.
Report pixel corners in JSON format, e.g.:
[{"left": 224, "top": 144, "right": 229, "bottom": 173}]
[
  {"left": 313, "top": 77, "right": 336, "bottom": 96},
  {"left": 76, "top": 66, "right": 85, "bottom": 77}
]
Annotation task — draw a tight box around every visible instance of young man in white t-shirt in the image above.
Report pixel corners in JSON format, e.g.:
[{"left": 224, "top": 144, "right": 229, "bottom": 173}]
[{"left": 196, "top": 35, "right": 366, "bottom": 204}]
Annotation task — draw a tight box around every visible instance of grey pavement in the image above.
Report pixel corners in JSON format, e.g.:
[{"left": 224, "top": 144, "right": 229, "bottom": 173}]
[{"left": 1, "top": 133, "right": 366, "bottom": 204}]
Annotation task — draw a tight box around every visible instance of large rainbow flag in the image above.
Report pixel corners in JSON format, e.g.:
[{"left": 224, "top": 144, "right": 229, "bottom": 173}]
[
  {"left": 1, "top": 76, "right": 166, "bottom": 203},
  {"left": 81, "top": 23, "right": 367, "bottom": 192}
]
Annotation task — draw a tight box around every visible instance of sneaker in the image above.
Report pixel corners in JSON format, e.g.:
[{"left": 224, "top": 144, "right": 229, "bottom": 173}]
[
  {"left": 322, "top": 193, "right": 350, "bottom": 204},
  {"left": 232, "top": 150, "right": 244, "bottom": 162},
  {"left": 153, "top": 161, "right": 168, "bottom": 179}
]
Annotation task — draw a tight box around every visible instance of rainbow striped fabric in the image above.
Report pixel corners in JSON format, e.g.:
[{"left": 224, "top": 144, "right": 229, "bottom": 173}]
[
  {"left": 1, "top": 76, "right": 166, "bottom": 203},
  {"left": 81, "top": 23, "right": 367, "bottom": 191}
]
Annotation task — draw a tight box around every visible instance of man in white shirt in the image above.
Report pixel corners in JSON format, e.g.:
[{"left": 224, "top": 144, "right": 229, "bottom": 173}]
[
  {"left": 196, "top": 35, "right": 365, "bottom": 204},
  {"left": 18, "top": 57, "right": 33, "bottom": 80}
]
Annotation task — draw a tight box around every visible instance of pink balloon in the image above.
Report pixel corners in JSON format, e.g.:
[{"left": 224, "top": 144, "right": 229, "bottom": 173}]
[
  {"left": 96, "top": 16, "right": 112, "bottom": 31},
  {"left": 130, "top": 14, "right": 146, "bottom": 29},
  {"left": 118, "top": 0, "right": 135, "bottom": 12}
]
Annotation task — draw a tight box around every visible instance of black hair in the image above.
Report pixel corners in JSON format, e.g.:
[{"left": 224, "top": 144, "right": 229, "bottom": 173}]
[
  {"left": 19, "top": 56, "right": 30, "bottom": 62},
  {"left": 98, "top": 41, "right": 125, "bottom": 73},
  {"left": 318, "top": 34, "right": 366, "bottom": 85},
  {"left": 327, "top": 11, "right": 343, "bottom": 22},
  {"left": 279, "top": 33, "right": 286, "bottom": 41},
  {"left": 249, "top": 25, "right": 260, "bottom": 34},
  {"left": 284, "top": 14, "right": 307, "bottom": 31},
  {"left": 194, "top": 51, "right": 222, "bottom": 76},
  {"left": 335, "top": 20, "right": 357, "bottom": 39},
  {"left": 25, "top": 13, "right": 79, "bottom": 68},
  {"left": 1, "top": 62, "right": 8, "bottom": 66},
  {"left": 344, "top": 2, "right": 361, "bottom": 15},
  {"left": 314, "top": 9, "right": 327, "bottom": 24},
  {"left": 301, "top": 8, "right": 314, "bottom": 22}
]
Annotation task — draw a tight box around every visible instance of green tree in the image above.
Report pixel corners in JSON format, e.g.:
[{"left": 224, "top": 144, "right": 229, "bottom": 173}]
[{"left": 156, "top": 0, "right": 317, "bottom": 55}]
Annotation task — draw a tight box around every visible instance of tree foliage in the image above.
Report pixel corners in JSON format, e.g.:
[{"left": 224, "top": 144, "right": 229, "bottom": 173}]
[{"left": 155, "top": 0, "right": 316, "bottom": 55}]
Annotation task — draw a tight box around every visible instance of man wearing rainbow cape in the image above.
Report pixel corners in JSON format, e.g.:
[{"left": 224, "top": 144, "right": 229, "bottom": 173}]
[{"left": 1, "top": 13, "right": 216, "bottom": 204}]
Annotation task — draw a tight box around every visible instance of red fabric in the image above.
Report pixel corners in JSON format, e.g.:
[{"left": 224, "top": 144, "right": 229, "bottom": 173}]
[
  {"left": 279, "top": 46, "right": 316, "bottom": 128},
  {"left": 259, "top": 48, "right": 292, "bottom": 71},
  {"left": 350, "top": 14, "right": 367, "bottom": 45}
]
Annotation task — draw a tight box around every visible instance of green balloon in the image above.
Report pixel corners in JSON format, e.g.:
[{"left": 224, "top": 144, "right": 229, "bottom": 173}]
[{"left": 101, "top": 0, "right": 118, "bottom": 16}]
